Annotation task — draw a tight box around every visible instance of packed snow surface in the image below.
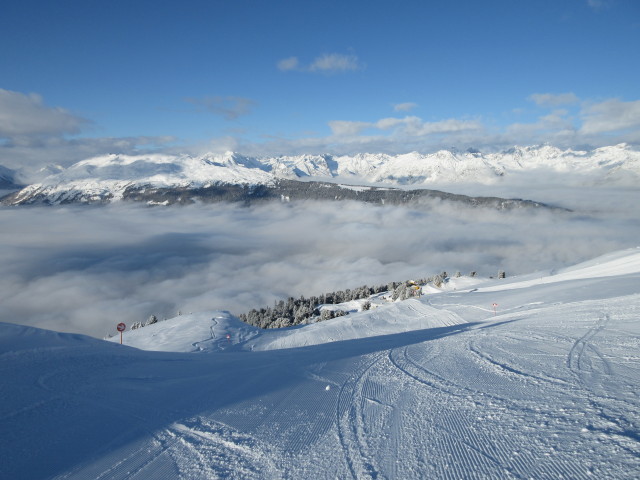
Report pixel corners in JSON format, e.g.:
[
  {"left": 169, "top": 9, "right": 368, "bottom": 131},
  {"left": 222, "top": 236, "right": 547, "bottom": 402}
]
[{"left": 2, "top": 248, "right": 640, "bottom": 479}]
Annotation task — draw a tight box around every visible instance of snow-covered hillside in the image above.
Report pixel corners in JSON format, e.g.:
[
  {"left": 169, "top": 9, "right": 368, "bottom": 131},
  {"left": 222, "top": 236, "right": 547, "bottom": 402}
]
[
  {"left": 2, "top": 248, "right": 639, "bottom": 479},
  {"left": 2, "top": 143, "right": 638, "bottom": 205}
]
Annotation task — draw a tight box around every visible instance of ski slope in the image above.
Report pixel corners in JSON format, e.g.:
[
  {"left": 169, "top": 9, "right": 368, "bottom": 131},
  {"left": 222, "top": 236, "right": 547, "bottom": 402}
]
[{"left": 1, "top": 248, "right": 639, "bottom": 479}]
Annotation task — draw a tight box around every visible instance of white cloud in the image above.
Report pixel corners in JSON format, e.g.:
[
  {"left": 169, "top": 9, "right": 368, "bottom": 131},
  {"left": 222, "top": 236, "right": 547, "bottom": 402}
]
[
  {"left": 277, "top": 53, "right": 362, "bottom": 74},
  {"left": 0, "top": 89, "right": 89, "bottom": 139},
  {"left": 277, "top": 56, "right": 300, "bottom": 71},
  {"left": 0, "top": 89, "right": 178, "bottom": 175},
  {"left": 393, "top": 102, "right": 418, "bottom": 112},
  {"left": 371, "top": 116, "right": 483, "bottom": 136},
  {"left": 375, "top": 116, "right": 414, "bottom": 130},
  {"left": 580, "top": 99, "right": 640, "bottom": 134},
  {"left": 309, "top": 53, "right": 361, "bottom": 73},
  {"left": 529, "top": 93, "right": 579, "bottom": 107},
  {"left": 217, "top": 90, "right": 640, "bottom": 157},
  {"left": 328, "top": 120, "right": 370, "bottom": 136},
  {"left": 184, "top": 96, "right": 256, "bottom": 120},
  {"left": 328, "top": 116, "right": 482, "bottom": 139},
  {"left": 406, "top": 118, "right": 484, "bottom": 136}
]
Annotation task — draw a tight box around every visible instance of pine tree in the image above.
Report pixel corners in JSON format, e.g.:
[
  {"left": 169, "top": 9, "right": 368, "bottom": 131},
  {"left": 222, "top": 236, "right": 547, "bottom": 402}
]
[{"left": 320, "top": 309, "right": 334, "bottom": 321}]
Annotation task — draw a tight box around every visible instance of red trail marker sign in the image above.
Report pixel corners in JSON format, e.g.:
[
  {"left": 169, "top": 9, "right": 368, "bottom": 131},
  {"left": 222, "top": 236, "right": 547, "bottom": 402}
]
[
  {"left": 117, "top": 322, "right": 126, "bottom": 344},
  {"left": 492, "top": 303, "right": 498, "bottom": 316}
]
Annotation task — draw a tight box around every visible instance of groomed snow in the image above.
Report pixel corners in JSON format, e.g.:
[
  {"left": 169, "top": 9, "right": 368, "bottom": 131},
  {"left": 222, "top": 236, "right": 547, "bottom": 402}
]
[{"left": 1, "top": 248, "right": 639, "bottom": 479}]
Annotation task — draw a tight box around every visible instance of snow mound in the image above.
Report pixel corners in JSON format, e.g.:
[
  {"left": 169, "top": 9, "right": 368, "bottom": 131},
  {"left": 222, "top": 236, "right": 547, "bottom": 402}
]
[
  {"left": 248, "top": 300, "right": 466, "bottom": 351},
  {"left": 109, "top": 311, "right": 260, "bottom": 353},
  {"left": 115, "top": 299, "right": 466, "bottom": 353},
  {"left": 477, "top": 247, "right": 640, "bottom": 293},
  {"left": 0, "top": 322, "right": 110, "bottom": 355}
]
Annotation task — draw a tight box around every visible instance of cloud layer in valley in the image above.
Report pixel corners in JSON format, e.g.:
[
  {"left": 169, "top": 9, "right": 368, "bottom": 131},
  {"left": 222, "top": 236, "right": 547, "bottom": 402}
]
[{"left": 1, "top": 185, "right": 638, "bottom": 338}]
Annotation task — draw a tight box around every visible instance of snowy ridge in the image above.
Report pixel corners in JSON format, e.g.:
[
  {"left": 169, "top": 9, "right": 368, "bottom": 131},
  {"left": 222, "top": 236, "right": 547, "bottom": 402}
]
[
  {"left": 263, "top": 144, "right": 640, "bottom": 185},
  {"left": 2, "top": 248, "right": 640, "bottom": 478},
  {"left": 115, "top": 300, "right": 467, "bottom": 353},
  {"left": 2, "top": 143, "right": 639, "bottom": 205},
  {"left": 477, "top": 247, "right": 640, "bottom": 292},
  {"left": 3, "top": 152, "right": 275, "bottom": 205}
]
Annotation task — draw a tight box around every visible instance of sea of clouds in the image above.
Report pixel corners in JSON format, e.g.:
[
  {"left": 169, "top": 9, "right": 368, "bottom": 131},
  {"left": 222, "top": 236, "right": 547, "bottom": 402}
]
[{"left": 1, "top": 184, "right": 638, "bottom": 338}]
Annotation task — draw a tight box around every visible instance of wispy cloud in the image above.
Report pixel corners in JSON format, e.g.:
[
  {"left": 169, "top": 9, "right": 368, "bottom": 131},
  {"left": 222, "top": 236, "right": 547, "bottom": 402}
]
[
  {"left": 241, "top": 93, "right": 640, "bottom": 157},
  {"left": 277, "top": 53, "right": 363, "bottom": 74},
  {"left": 328, "top": 120, "right": 371, "bottom": 136},
  {"left": 393, "top": 102, "right": 418, "bottom": 112},
  {"left": 184, "top": 96, "right": 257, "bottom": 120},
  {"left": 0, "top": 89, "right": 89, "bottom": 139},
  {"left": 277, "top": 56, "right": 300, "bottom": 71},
  {"left": 586, "top": 0, "right": 611, "bottom": 11},
  {"left": 377, "top": 116, "right": 483, "bottom": 136},
  {"left": 327, "top": 116, "right": 483, "bottom": 140},
  {"left": 309, "top": 53, "right": 361, "bottom": 73},
  {"left": 580, "top": 98, "right": 640, "bottom": 135},
  {"left": 529, "top": 92, "right": 579, "bottom": 107},
  {"left": 0, "top": 89, "right": 180, "bottom": 176}
]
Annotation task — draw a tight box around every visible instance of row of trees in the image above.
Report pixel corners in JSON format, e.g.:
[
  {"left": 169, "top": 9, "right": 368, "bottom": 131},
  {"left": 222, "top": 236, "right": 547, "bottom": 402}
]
[
  {"left": 239, "top": 272, "right": 456, "bottom": 329},
  {"left": 238, "top": 283, "right": 392, "bottom": 329},
  {"left": 124, "top": 269, "right": 507, "bottom": 334},
  {"left": 130, "top": 315, "right": 158, "bottom": 330}
]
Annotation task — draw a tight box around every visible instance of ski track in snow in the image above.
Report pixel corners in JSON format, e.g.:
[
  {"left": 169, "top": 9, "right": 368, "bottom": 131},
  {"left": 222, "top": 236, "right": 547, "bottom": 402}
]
[{"left": 2, "top": 249, "right": 640, "bottom": 479}]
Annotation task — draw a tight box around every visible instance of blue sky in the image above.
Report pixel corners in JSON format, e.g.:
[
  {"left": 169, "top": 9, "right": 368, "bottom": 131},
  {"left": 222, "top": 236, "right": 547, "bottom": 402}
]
[{"left": 1, "top": 0, "right": 639, "bottom": 169}]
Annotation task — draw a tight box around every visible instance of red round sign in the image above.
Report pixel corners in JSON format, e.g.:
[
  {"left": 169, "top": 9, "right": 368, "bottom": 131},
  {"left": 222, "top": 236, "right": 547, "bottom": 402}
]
[{"left": 117, "top": 322, "right": 126, "bottom": 332}]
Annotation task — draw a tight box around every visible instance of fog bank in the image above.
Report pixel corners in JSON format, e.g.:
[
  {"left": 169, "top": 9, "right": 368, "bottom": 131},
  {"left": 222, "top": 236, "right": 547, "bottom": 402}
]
[{"left": 1, "top": 190, "right": 638, "bottom": 337}]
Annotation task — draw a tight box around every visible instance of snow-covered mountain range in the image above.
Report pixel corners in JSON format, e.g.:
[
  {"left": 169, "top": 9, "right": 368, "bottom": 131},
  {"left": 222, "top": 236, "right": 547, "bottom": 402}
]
[
  {"left": 1, "top": 143, "right": 638, "bottom": 206},
  {"left": 2, "top": 247, "right": 639, "bottom": 478}
]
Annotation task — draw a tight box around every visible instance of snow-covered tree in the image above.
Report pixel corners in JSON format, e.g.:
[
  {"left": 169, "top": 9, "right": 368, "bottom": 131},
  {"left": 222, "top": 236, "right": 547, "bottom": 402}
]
[{"left": 320, "top": 309, "right": 334, "bottom": 321}]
